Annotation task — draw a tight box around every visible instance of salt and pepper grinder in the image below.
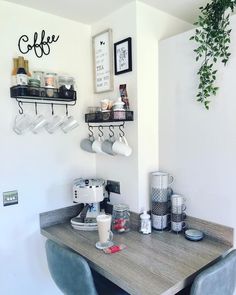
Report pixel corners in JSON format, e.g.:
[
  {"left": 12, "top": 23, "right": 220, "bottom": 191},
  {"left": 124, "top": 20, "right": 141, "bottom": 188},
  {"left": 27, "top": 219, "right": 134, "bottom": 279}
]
[{"left": 140, "top": 211, "right": 152, "bottom": 234}]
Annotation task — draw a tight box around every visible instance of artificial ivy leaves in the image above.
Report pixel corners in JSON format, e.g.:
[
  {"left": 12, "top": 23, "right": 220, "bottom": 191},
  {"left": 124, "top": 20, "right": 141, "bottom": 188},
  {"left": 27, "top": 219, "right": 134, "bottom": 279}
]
[{"left": 190, "top": 0, "right": 235, "bottom": 109}]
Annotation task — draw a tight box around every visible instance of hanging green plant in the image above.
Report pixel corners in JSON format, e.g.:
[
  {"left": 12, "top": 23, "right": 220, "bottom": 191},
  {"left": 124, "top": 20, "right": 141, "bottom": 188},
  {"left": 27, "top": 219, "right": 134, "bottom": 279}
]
[{"left": 190, "top": 0, "right": 236, "bottom": 109}]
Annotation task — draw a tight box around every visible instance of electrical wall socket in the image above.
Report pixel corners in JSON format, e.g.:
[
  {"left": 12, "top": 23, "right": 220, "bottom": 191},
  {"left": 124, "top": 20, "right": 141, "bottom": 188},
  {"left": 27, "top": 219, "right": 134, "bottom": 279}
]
[
  {"left": 3, "top": 190, "right": 18, "bottom": 206},
  {"left": 107, "top": 180, "right": 120, "bottom": 194}
]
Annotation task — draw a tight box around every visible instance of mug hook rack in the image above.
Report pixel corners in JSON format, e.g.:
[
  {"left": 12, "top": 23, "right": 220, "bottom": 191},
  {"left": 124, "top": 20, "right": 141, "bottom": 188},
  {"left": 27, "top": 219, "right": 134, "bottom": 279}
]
[
  {"left": 18, "top": 101, "right": 24, "bottom": 115},
  {"left": 16, "top": 98, "right": 70, "bottom": 117},
  {"left": 87, "top": 122, "right": 126, "bottom": 136},
  {"left": 98, "top": 125, "right": 104, "bottom": 137},
  {"left": 34, "top": 102, "right": 38, "bottom": 115}
]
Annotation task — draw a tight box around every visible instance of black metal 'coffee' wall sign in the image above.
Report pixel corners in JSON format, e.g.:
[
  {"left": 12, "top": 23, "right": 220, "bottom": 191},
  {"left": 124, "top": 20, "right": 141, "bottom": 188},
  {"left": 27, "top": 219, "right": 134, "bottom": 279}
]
[{"left": 18, "top": 30, "right": 59, "bottom": 58}]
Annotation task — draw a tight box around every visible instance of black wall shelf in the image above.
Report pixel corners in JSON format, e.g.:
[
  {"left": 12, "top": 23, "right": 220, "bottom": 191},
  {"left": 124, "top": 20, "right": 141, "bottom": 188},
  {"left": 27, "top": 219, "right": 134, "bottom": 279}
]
[
  {"left": 10, "top": 85, "right": 77, "bottom": 106},
  {"left": 85, "top": 111, "right": 133, "bottom": 123}
]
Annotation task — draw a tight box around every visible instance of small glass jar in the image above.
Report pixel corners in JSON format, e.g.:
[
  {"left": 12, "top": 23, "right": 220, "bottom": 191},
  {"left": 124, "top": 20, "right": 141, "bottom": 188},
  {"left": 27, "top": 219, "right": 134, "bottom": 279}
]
[
  {"left": 44, "top": 72, "right": 57, "bottom": 88},
  {"left": 58, "top": 76, "right": 75, "bottom": 99},
  {"left": 44, "top": 73, "right": 57, "bottom": 98},
  {"left": 58, "top": 76, "right": 74, "bottom": 89},
  {"left": 29, "top": 86, "right": 40, "bottom": 96},
  {"left": 112, "top": 204, "right": 130, "bottom": 233},
  {"left": 113, "top": 110, "right": 126, "bottom": 120},
  {"left": 32, "top": 71, "right": 44, "bottom": 87}
]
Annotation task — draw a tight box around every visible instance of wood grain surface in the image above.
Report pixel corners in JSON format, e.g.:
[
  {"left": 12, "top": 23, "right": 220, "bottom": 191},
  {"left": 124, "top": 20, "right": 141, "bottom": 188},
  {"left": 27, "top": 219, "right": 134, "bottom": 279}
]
[
  {"left": 39, "top": 204, "right": 82, "bottom": 228},
  {"left": 40, "top": 204, "right": 233, "bottom": 246},
  {"left": 186, "top": 216, "right": 233, "bottom": 246},
  {"left": 41, "top": 222, "right": 231, "bottom": 295}
]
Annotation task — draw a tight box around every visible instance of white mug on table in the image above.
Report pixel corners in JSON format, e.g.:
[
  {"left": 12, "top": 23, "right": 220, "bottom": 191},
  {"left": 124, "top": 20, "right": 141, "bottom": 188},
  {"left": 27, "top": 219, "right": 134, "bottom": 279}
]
[
  {"left": 152, "top": 213, "right": 170, "bottom": 230},
  {"left": 151, "top": 172, "right": 174, "bottom": 189},
  {"left": 171, "top": 194, "right": 186, "bottom": 207},
  {"left": 171, "top": 221, "right": 186, "bottom": 232}
]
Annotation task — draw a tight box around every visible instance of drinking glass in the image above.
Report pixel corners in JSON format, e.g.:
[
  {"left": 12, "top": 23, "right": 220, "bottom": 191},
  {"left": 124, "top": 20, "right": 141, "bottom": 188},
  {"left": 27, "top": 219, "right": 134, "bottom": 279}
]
[
  {"left": 95, "top": 214, "right": 113, "bottom": 249},
  {"left": 13, "top": 114, "right": 32, "bottom": 135},
  {"left": 61, "top": 116, "right": 79, "bottom": 133},
  {"left": 31, "top": 114, "right": 47, "bottom": 134},
  {"left": 45, "top": 115, "right": 64, "bottom": 134}
]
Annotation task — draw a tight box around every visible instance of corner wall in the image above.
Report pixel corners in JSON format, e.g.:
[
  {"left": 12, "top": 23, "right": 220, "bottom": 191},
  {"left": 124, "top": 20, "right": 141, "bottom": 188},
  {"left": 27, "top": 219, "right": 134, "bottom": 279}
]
[
  {"left": 92, "top": 1, "right": 192, "bottom": 213},
  {"left": 136, "top": 2, "right": 193, "bottom": 211},
  {"left": 91, "top": 1, "right": 139, "bottom": 212},
  {"left": 159, "top": 16, "right": 236, "bottom": 244},
  {"left": 0, "top": 1, "right": 95, "bottom": 294}
]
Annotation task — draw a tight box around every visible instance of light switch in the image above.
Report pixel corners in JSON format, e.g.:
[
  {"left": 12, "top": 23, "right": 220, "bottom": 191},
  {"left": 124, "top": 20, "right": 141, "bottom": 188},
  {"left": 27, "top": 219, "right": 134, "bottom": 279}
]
[{"left": 3, "top": 190, "right": 18, "bottom": 206}]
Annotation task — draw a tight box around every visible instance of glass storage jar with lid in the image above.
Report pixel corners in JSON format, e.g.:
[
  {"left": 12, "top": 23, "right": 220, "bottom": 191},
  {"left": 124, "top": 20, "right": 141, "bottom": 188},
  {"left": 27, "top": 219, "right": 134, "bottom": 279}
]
[
  {"left": 58, "top": 75, "right": 75, "bottom": 99},
  {"left": 32, "top": 71, "right": 44, "bottom": 87},
  {"left": 58, "top": 76, "right": 75, "bottom": 90},
  {"left": 44, "top": 72, "right": 58, "bottom": 98},
  {"left": 44, "top": 72, "right": 57, "bottom": 88},
  {"left": 112, "top": 204, "right": 130, "bottom": 233}
]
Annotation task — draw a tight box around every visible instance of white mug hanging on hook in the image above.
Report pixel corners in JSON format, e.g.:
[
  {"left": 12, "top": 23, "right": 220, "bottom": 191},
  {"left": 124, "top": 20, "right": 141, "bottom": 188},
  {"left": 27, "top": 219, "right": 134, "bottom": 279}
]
[
  {"left": 112, "top": 125, "right": 132, "bottom": 157},
  {"left": 92, "top": 126, "right": 105, "bottom": 154},
  {"left": 101, "top": 125, "right": 117, "bottom": 156}
]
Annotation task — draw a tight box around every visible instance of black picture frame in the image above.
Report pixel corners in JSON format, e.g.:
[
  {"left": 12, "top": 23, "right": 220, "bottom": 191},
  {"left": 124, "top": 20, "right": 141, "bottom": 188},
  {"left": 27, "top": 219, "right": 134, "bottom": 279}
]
[{"left": 114, "top": 37, "right": 132, "bottom": 75}]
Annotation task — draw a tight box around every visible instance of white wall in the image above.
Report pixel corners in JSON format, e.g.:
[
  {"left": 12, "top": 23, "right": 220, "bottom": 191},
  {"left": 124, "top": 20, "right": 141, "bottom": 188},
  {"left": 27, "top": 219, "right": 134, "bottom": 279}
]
[
  {"left": 0, "top": 1, "right": 95, "bottom": 294},
  {"left": 159, "top": 16, "right": 236, "bottom": 243},
  {"left": 92, "top": 1, "right": 192, "bottom": 213},
  {"left": 136, "top": 2, "right": 193, "bottom": 211},
  {"left": 0, "top": 0, "right": 194, "bottom": 293},
  {"left": 91, "top": 1, "right": 139, "bottom": 212}
]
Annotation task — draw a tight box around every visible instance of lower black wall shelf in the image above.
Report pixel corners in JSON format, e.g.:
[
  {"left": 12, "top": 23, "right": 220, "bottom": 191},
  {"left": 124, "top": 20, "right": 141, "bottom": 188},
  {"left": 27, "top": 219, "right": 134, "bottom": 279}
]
[{"left": 85, "top": 111, "right": 133, "bottom": 123}]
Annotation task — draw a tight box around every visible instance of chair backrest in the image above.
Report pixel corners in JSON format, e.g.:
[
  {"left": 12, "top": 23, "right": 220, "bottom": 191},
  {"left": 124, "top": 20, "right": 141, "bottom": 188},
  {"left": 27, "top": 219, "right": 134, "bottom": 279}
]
[
  {"left": 45, "top": 239, "right": 98, "bottom": 295},
  {"left": 190, "top": 249, "right": 236, "bottom": 295}
]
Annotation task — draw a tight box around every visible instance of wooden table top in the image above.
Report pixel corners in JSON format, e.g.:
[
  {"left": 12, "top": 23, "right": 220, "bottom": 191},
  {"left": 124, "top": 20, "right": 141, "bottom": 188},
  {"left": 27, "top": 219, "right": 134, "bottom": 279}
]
[{"left": 41, "top": 222, "right": 231, "bottom": 295}]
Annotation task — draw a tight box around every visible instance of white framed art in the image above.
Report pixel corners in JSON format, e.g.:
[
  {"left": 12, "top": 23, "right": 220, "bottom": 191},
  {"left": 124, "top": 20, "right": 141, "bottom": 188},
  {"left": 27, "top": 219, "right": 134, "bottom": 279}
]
[{"left": 92, "top": 29, "right": 114, "bottom": 93}]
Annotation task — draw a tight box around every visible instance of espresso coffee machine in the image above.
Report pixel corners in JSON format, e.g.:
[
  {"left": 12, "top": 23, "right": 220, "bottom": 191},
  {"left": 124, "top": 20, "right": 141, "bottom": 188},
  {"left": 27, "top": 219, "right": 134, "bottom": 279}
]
[{"left": 71, "top": 178, "right": 105, "bottom": 231}]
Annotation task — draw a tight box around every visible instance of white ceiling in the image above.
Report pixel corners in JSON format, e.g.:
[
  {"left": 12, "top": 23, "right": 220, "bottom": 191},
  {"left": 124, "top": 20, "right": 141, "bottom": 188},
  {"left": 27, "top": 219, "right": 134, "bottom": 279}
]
[
  {"left": 3, "top": 0, "right": 209, "bottom": 24},
  {"left": 141, "top": 0, "right": 209, "bottom": 24}
]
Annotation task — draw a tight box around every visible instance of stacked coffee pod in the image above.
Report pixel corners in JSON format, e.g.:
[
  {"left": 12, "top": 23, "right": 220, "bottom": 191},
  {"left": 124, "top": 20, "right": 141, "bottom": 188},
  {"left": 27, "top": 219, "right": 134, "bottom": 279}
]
[
  {"left": 151, "top": 172, "right": 173, "bottom": 230},
  {"left": 171, "top": 194, "right": 187, "bottom": 233}
]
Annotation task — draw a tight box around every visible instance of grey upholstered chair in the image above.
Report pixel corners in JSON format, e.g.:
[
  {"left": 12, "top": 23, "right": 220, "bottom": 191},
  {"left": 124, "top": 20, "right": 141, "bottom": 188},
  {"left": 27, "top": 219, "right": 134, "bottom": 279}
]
[
  {"left": 190, "top": 249, "right": 236, "bottom": 295},
  {"left": 45, "top": 239, "right": 129, "bottom": 295}
]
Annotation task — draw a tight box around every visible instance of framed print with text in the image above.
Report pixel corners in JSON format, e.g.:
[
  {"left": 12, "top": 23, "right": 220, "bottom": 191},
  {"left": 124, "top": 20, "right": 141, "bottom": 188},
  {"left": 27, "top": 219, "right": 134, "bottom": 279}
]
[{"left": 92, "top": 29, "right": 114, "bottom": 93}]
